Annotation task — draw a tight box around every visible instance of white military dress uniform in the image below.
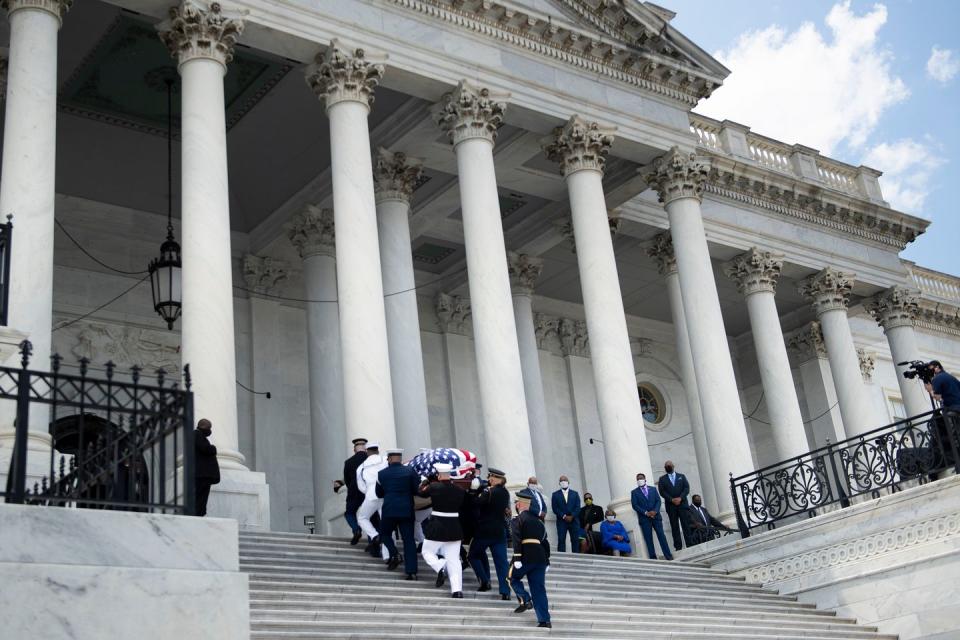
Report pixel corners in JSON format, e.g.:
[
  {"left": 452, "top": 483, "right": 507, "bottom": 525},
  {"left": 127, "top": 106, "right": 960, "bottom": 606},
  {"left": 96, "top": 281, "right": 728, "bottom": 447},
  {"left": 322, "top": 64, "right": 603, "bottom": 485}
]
[{"left": 356, "top": 445, "right": 388, "bottom": 556}]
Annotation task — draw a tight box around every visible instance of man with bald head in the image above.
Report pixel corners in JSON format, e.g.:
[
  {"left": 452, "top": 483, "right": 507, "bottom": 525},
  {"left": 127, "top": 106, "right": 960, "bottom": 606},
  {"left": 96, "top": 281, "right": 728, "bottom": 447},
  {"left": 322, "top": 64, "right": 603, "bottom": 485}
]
[
  {"left": 657, "top": 460, "right": 692, "bottom": 551},
  {"left": 550, "top": 475, "right": 581, "bottom": 553},
  {"left": 194, "top": 419, "right": 220, "bottom": 517}
]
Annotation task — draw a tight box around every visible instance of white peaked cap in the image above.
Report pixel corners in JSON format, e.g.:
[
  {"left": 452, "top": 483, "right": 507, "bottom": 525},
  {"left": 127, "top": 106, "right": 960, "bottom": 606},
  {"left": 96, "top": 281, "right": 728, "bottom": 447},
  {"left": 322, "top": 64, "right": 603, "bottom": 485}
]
[{"left": 433, "top": 462, "right": 454, "bottom": 473}]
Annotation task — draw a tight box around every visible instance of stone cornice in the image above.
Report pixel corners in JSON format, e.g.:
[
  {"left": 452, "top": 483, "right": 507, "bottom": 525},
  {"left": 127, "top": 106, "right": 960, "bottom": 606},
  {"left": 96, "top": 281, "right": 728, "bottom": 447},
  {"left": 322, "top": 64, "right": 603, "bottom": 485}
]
[
  {"left": 507, "top": 252, "right": 543, "bottom": 296},
  {"left": 434, "top": 80, "right": 507, "bottom": 146},
  {"left": 374, "top": 148, "right": 423, "bottom": 204},
  {"left": 643, "top": 146, "right": 709, "bottom": 205},
  {"left": 916, "top": 299, "right": 960, "bottom": 338},
  {"left": 286, "top": 204, "right": 335, "bottom": 259},
  {"left": 435, "top": 292, "right": 471, "bottom": 336},
  {"left": 242, "top": 254, "right": 288, "bottom": 297},
  {"left": 797, "top": 268, "right": 855, "bottom": 318},
  {"left": 387, "top": 0, "right": 722, "bottom": 107},
  {"left": 646, "top": 231, "right": 677, "bottom": 276},
  {"left": 542, "top": 115, "right": 615, "bottom": 177},
  {"left": 304, "top": 39, "right": 384, "bottom": 111},
  {"left": 3, "top": 0, "right": 71, "bottom": 23},
  {"left": 724, "top": 248, "right": 784, "bottom": 297},
  {"left": 864, "top": 286, "right": 920, "bottom": 332},
  {"left": 158, "top": 1, "right": 244, "bottom": 68}
]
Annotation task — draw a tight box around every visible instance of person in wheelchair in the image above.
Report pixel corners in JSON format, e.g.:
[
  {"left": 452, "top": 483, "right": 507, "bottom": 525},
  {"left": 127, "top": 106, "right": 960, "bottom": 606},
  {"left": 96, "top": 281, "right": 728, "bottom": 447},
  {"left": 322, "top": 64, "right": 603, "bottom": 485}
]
[
  {"left": 577, "top": 492, "right": 604, "bottom": 553},
  {"left": 688, "top": 494, "right": 733, "bottom": 545}
]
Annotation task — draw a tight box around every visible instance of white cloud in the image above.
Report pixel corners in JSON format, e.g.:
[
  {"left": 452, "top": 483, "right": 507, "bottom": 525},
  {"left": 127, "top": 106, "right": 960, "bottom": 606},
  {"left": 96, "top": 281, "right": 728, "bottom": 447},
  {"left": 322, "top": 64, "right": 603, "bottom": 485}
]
[
  {"left": 926, "top": 46, "right": 959, "bottom": 84},
  {"left": 697, "top": 2, "right": 908, "bottom": 155},
  {"left": 863, "top": 138, "right": 944, "bottom": 214}
]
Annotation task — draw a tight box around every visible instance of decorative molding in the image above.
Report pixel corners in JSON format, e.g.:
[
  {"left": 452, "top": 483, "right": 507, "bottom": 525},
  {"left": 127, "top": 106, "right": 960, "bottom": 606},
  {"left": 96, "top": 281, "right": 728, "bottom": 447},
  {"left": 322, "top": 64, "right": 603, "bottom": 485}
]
[
  {"left": 786, "top": 322, "right": 827, "bottom": 362},
  {"left": 242, "top": 254, "right": 288, "bottom": 297},
  {"left": 743, "top": 511, "right": 960, "bottom": 585},
  {"left": 632, "top": 337, "right": 654, "bottom": 357},
  {"left": 158, "top": 1, "right": 244, "bottom": 67},
  {"left": 434, "top": 80, "right": 507, "bottom": 146},
  {"left": 864, "top": 286, "right": 920, "bottom": 332},
  {"left": 386, "top": 0, "right": 721, "bottom": 107},
  {"left": 723, "top": 247, "right": 784, "bottom": 297},
  {"left": 534, "top": 313, "right": 560, "bottom": 351},
  {"left": 507, "top": 252, "right": 543, "bottom": 296},
  {"left": 559, "top": 317, "right": 590, "bottom": 358},
  {"left": 304, "top": 39, "right": 384, "bottom": 110},
  {"left": 542, "top": 115, "right": 615, "bottom": 177},
  {"left": 797, "top": 268, "right": 854, "bottom": 318},
  {"left": 644, "top": 146, "right": 710, "bottom": 205},
  {"left": 374, "top": 148, "right": 423, "bottom": 205},
  {"left": 56, "top": 320, "right": 181, "bottom": 374},
  {"left": 916, "top": 299, "right": 960, "bottom": 338},
  {"left": 646, "top": 231, "right": 677, "bottom": 276},
  {"left": 286, "top": 204, "right": 335, "bottom": 260},
  {"left": 857, "top": 348, "right": 876, "bottom": 382},
  {"left": 3, "top": 0, "right": 71, "bottom": 23},
  {"left": 435, "top": 291, "right": 471, "bottom": 336}
]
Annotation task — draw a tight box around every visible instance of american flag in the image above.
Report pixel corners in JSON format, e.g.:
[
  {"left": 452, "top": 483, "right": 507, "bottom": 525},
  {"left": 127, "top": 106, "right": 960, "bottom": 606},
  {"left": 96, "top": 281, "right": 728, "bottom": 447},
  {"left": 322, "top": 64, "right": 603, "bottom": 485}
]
[{"left": 407, "top": 448, "right": 478, "bottom": 479}]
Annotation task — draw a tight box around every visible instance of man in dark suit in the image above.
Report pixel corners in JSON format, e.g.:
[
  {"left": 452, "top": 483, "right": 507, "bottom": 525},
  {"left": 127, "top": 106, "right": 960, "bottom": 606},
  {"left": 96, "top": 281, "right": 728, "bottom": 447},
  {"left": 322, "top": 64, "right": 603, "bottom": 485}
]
[
  {"left": 375, "top": 449, "right": 420, "bottom": 578},
  {"left": 688, "top": 494, "right": 733, "bottom": 545},
  {"left": 194, "top": 419, "right": 220, "bottom": 517},
  {"left": 337, "top": 438, "right": 368, "bottom": 545},
  {"left": 656, "top": 459, "right": 692, "bottom": 551},
  {"left": 630, "top": 472, "right": 672, "bottom": 560},
  {"left": 550, "top": 475, "right": 581, "bottom": 553}
]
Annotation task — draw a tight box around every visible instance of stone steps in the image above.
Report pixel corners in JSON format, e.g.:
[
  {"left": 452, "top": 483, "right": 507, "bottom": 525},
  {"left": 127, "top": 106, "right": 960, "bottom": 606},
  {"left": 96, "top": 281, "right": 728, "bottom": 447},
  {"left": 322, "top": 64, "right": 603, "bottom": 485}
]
[{"left": 239, "top": 530, "right": 896, "bottom": 639}]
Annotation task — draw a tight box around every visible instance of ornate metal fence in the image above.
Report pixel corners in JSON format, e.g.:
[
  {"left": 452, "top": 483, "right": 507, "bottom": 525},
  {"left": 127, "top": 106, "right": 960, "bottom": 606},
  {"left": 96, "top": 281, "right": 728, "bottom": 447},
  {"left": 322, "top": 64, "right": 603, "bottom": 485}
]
[
  {"left": 730, "top": 409, "right": 960, "bottom": 536},
  {"left": 2, "top": 340, "right": 195, "bottom": 514},
  {"left": 0, "top": 216, "right": 12, "bottom": 326}
]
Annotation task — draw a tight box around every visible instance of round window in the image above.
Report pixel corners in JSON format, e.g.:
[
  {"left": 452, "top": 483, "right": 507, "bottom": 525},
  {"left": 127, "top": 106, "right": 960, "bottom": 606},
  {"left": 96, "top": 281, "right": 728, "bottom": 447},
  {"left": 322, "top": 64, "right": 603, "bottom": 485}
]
[{"left": 638, "top": 383, "right": 665, "bottom": 424}]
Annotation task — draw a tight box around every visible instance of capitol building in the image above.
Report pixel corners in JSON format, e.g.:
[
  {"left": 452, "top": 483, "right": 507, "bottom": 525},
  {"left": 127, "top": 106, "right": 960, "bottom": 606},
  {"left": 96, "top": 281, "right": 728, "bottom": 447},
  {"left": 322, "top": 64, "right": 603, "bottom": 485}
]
[{"left": 0, "top": 0, "right": 957, "bottom": 638}]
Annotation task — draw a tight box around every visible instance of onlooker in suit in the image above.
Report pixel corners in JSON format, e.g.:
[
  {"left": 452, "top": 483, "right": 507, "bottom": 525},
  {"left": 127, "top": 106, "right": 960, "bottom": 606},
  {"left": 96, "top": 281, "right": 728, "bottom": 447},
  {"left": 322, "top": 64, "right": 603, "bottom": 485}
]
[
  {"left": 376, "top": 449, "right": 420, "bottom": 578},
  {"left": 577, "top": 492, "right": 604, "bottom": 553},
  {"left": 630, "top": 472, "right": 672, "bottom": 560},
  {"left": 194, "top": 419, "right": 220, "bottom": 517},
  {"left": 657, "top": 459, "right": 692, "bottom": 551},
  {"left": 599, "top": 509, "right": 632, "bottom": 557},
  {"left": 688, "top": 494, "right": 733, "bottom": 545},
  {"left": 550, "top": 475, "right": 581, "bottom": 552},
  {"left": 526, "top": 476, "right": 547, "bottom": 520}
]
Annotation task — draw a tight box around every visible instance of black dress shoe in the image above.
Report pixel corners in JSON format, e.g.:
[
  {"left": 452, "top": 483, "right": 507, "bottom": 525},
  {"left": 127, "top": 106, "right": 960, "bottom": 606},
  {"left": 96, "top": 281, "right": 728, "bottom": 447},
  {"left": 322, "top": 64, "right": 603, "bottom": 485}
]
[
  {"left": 387, "top": 555, "right": 400, "bottom": 571},
  {"left": 435, "top": 568, "right": 447, "bottom": 588},
  {"left": 349, "top": 530, "right": 362, "bottom": 546},
  {"left": 513, "top": 601, "right": 532, "bottom": 614},
  {"left": 405, "top": 573, "right": 418, "bottom": 581},
  {"left": 537, "top": 622, "right": 552, "bottom": 628},
  {"left": 500, "top": 593, "right": 511, "bottom": 601},
  {"left": 451, "top": 591, "right": 463, "bottom": 599},
  {"left": 416, "top": 542, "right": 422, "bottom": 553},
  {"left": 477, "top": 582, "right": 491, "bottom": 592}
]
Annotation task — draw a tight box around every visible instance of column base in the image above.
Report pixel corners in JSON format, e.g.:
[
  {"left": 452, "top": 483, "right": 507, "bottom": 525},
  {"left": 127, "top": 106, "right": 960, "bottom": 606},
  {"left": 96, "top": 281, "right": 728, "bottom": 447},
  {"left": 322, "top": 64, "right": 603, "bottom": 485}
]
[
  {"left": 208, "top": 468, "right": 271, "bottom": 531},
  {"left": 319, "top": 499, "right": 351, "bottom": 537},
  {"left": 0, "top": 432, "right": 55, "bottom": 496}
]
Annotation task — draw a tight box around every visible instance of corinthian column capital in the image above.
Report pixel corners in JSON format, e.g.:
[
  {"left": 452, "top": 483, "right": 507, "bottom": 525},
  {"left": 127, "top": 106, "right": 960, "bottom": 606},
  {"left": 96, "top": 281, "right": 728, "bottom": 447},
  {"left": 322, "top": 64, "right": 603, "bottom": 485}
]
[
  {"left": 158, "top": 1, "right": 244, "bottom": 68},
  {"left": 857, "top": 348, "right": 877, "bottom": 382},
  {"left": 242, "top": 254, "right": 288, "bottom": 297},
  {"left": 286, "top": 204, "right": 335, "bottom": 259},
  {"left": 797, "top": 268, "right": 855, "bottom": 317},
  {"left": 542, "top": 115, "right": 615, "bottom": 177},
  {"left": 864, "top": 286, "right": 920, "bottom": 331},
  {"left": 507, "top": 252, "right": 543, "bottom": 296},
  {"left": 435, "top": 292, "right": 471, "bottom": 335},
  {"left": 305, "top": 40, "right": 384, "bottom": 111},
  {"left": 643, "top": 146, "right": 709, "bottom": 205},
  {"left": 646, "top": 231, "right": 677, "bottom": 276},
  {"left": 559, "top": 318, "right": 590, "bottom": 358},
  {"left": 374, "top": 148, "right": 423, "bottom": 205},
  {"left": 724, "top": 248, "right": 784, "bottom": 296},
  {"left": 786, "top": 321, "right": 828, "bottom": 362},
  {"left": 3, "top": 0, "right": 71, "bottom": 23},
  {"left": 434, "top": 80, "right": 507, "bottom": 146}
]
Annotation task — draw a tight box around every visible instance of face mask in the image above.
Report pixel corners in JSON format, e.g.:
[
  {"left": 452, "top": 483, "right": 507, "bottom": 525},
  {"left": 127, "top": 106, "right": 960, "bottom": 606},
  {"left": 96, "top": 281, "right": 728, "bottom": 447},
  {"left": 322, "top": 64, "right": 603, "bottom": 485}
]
[
  {"left": 605, "top": 515, "right": 615, "bottom": 522},
  {"left": 693, "top": 501, "right": 702, "bottom": 508},
  {"left": 665, "top": 466, "right": 674, "bottom": 473},
  {"left": 585, "top": 498, "right": 593, "bottom": 505},
  {"left": 527, "top": 484, "right": 537, "bottom": 491},
  {"left": 637, "top": 479, "right": 646, "bottom": 487},
  {"left": 559, "top": 481, "right": 569, "bottom": 489}
]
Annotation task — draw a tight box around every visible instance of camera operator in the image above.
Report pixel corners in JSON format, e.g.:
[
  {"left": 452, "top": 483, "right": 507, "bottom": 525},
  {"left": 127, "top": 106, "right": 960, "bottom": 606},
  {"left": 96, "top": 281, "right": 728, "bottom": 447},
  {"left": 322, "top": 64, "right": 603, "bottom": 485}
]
[{"left": 925, "top": 361, "right": 960, "bottom": 410}]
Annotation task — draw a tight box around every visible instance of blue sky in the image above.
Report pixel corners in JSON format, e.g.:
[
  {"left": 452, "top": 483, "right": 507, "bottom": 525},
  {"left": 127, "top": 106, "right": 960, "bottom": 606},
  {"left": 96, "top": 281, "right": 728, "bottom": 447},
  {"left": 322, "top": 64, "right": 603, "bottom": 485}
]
[{"left": 664, "top": 0, "right": 959, "bottom": 276}]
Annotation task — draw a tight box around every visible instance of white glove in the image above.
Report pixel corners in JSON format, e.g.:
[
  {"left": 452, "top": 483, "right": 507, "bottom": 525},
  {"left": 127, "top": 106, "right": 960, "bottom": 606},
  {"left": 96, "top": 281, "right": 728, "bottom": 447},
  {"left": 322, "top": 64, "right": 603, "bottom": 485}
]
[
  {"left": 513, "top": 561, "right": 522, "bottom": 570},
  {"left": 470, "top": 477, "right": 481, "bottom": 491},
  {"left": 545, "top": 566, "right": 550, "bottom": 573}
]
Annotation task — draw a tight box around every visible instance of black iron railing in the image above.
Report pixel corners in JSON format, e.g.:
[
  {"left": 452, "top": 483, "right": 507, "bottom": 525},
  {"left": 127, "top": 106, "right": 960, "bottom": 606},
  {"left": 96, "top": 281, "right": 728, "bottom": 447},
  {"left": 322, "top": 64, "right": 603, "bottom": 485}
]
[
  {"left": 730, "top": 408, "right": 960, "bottom": 536},
  {"left": 0, "top": 216, "right": 12, "bottom": 326},
  {"left": 2, "top": 340, "right": 195, "bottom": 514}
]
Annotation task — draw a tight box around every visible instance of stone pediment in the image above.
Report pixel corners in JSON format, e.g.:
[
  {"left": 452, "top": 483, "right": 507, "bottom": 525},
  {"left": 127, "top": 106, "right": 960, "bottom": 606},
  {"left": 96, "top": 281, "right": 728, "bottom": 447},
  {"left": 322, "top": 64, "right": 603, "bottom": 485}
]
[{"left": 391, "top": 0, "right": 729, "bottom": 106}]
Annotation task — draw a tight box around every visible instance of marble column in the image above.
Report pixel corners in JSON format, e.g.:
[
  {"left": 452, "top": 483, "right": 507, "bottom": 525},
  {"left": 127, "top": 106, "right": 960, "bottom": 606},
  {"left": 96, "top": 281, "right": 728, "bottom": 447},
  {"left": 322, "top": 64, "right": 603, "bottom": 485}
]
[
  {"left": 0, "top": 0, "right": 69, "bottom": 454},
  {"left": 647, "top": 232, "right": 718, "bottom": 508},
  {"left": 434, "top": 292, "right": 485, "bottom": 458},
  {"left": 724, "top": 248, "right": 808, "bottom": 460},
  {"left": 242, "top": 255, "right": 289, "bottom": 529},
  {"left": 865, "top": 287, "right": 930, "bottom": 419},
  {"left": 644, "top": 147, "right": 753, "bottom": 516},
  {"left": 434, "top": 81, "right": 535, "bottom": 483},
  {"left": 160, "top": 1, "right": 246, "bottom": 469},
  {"left": 786, "top": 322, "right": 846, "bottom": 446},
  {"left": 508, "top": 253, "right": 551, "bottom": 487},
  {"left": 374, "top": 149, "right": 431, "bottom": 452},
  {"left": 306, "top": 42, "right": 397, "bottom": 449},
  {"left": 543, "top": 115, "right": 651, "bottom": 505},
  {"left": 798, "top": 268, "right": 874, "bottom": 437},
  {"left": 287, "top": 205, "right": 346, "bottom": 534}
]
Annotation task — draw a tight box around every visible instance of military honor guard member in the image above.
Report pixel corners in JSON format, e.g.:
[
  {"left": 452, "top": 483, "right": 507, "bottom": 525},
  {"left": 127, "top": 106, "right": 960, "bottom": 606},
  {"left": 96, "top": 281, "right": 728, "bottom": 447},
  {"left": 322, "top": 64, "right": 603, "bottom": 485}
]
[
  {"left": 356, "top": 442, "right": 388, "bottom": 558},
  {"left": 375, "top": 448, "right": 421, "bottom": 579},
  {"left": 509, "top": 488, "right": 552, "bottom": 628},
  {"left": 467, "top": 467, "right": 512, "bottom": 600},
  {"left": 336, "top": 437, "right": 368, "bottom": 545},
  {"left": 418, "top": 462, "right": 467, "bottom": 598}
]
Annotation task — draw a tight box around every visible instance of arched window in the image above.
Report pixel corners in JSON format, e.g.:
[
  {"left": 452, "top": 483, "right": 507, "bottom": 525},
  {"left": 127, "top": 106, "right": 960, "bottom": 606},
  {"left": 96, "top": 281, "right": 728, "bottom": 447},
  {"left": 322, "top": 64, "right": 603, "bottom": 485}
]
[{"left": 637, "top": 383, "right": 665, "bottom": 425}]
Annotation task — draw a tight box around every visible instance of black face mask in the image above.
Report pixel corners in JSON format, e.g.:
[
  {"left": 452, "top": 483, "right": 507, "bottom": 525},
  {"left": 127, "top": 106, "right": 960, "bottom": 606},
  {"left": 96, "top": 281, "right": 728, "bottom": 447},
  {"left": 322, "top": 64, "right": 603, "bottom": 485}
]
[
  {"left": 665, "top": 465, "right": 674, "bottom": 473},
  {"left": 693, "top": 501, "right": 702, "bottom": 508}
]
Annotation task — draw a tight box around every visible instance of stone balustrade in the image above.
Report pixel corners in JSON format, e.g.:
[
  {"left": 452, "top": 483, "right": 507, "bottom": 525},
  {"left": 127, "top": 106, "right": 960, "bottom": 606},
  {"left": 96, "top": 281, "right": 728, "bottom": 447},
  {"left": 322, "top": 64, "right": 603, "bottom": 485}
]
[{"left": 909, "top": 264, "right": 960, "bottom": 306}]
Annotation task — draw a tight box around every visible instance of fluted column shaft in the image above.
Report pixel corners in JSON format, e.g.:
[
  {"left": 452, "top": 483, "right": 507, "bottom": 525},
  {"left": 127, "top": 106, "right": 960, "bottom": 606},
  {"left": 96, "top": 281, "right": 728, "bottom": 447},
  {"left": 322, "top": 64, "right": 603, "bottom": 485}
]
[
  {"left": 648, "top": 233, "right": 717, "bottom": 508},
  {"left": 725, "top": 249, "right": 808, "bottom": 460},
  {"left": 306, "top": 43, "right": 396, "bottom": 449},
  {"left": 866, "top": 287, "right": 930, "bottom": 419},
  {"left": 375, "top": 150, "right": 431, "bottom": 452},
  {"left": 435, "top": 82, "right": 535, "bottom": 483},
  {"left": 645, "top": 148, "right": 753, "bottom": 515},
  {"left": 544, "top": 116, "right": 652, "bottom": 505}
]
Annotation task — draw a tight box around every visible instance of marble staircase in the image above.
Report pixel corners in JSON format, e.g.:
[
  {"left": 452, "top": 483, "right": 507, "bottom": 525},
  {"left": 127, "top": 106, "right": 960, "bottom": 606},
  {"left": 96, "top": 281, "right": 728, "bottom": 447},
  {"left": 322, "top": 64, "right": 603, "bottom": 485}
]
[{"left": 240, "top": 530, "right": 897, "bottom": 639}]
